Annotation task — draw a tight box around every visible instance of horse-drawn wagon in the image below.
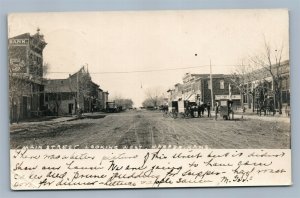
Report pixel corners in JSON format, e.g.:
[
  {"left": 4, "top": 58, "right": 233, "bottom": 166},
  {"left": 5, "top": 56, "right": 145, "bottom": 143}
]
[{"left": 218, "top": 99, "right": 234, "bottom": 120}]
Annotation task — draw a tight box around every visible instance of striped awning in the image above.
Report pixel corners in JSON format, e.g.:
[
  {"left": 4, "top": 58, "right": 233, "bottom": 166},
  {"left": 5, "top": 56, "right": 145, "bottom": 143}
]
[{"left": 185, "top": 93, "right": 196, "bottom": 102}]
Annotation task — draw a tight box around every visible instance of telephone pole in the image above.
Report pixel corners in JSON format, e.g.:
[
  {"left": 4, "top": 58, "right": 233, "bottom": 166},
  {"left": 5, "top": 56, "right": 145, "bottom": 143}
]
[{"left": 210, "top": 59, "right": 214, "bottom": 110}]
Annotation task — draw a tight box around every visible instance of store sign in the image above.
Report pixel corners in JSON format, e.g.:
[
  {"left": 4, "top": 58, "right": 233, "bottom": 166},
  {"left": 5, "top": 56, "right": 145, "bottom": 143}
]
[
  {"left": 215, "top": 95, "right": 241, "bottom": 100},
  {"left": 9, "top": 39, "right": 29, "bottom": 45},
  {"left": 10, "top": 58, "right": 26, "bottom": 72}
]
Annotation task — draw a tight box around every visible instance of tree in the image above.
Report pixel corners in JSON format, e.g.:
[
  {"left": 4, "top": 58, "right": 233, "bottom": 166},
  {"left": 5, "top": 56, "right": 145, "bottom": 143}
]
[
  {"left": 143, "top": 87, "right": 165, "bottom": 108},
  {"left": 142, "top": 98, "right": 154, "bottom": 108},
  {"left": 112, "top": 94, "right": 134, "bottom": 110},
  {"left": 229, "top": 60, "right": 254, "bottom": 110},
  {"left": 250, "top": 39, "right": 285, "bottom": 114},
  {"left": 66, "top": 66, "right": 92, "bottom": 113},
  {"left": 115, "top": 99, "right": 134, "bottom": 110},
  {"left": 78, "top": 68, "right": 92, "bottom": 112}
]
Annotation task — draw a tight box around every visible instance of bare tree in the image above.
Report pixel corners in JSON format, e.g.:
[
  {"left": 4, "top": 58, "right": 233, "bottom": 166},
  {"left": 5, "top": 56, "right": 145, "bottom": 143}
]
[
  {"left": 111, "top": 94, "right": 133, "bottom": 109},
  {"left": 66, "top": 66, "right": 93, "bottom": 113},
  {"left": 250, "top": 39, "right": 285, "bottom": 114},
  {"left": 143, "top": 87, "right": 164, "bottom": 108},
  {"left": 229, "top": 60, "right": 254, "bottom": 110}
]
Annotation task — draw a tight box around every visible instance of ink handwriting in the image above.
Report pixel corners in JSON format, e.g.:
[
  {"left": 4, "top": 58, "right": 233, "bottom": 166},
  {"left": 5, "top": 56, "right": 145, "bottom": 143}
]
[{"left": 10, "top": 148, "right": 290, "bottom": 189}]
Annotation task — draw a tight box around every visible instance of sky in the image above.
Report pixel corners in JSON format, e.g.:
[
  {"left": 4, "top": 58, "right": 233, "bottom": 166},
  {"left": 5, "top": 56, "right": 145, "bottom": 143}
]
[{"left": 8, "top": 9, "right": 289, "bottom": 107}]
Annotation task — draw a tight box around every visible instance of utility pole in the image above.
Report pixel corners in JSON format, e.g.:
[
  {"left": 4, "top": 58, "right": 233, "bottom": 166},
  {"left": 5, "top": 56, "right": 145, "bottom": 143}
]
[
  {"left": 77, "top": 69, "right": 80, "bottom": 111},
  {"left": 210, "top": 60, "right": 214, "bottom": 110},
  {"left": 241, "top": 61, "right": 244, "bottom": 110}
]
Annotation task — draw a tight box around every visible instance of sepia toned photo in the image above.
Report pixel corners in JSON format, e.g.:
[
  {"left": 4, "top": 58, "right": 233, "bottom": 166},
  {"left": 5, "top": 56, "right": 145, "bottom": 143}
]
[{"left": 8, "top": 10, "right": 291, "bottom": 190}]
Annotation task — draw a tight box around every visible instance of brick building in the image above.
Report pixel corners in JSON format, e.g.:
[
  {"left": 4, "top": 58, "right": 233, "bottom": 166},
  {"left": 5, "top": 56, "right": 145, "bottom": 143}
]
[
  {"left": 8, "top": 29, "right": 47, "bottom": 122},
  {"left": 243, "top": 60, "right": 290, "bottom": 112},
  {"left": 167, "top": 59, "right": 289, "bottom": 113},
  {"left": 168, "top": 73, "right": 240, "bottom": 109}
]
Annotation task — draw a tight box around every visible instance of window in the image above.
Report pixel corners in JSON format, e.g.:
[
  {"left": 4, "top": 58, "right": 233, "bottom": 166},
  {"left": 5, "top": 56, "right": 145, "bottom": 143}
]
[
  {"left": 220, "top": 80, "right": 224, "bottom": 89},
  {"left": 243, "top": 94, "right": 248, "bottom": 103}
]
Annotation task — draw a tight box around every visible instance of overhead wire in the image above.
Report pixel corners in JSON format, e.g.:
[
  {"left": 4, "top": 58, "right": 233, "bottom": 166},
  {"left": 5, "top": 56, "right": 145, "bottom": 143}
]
[{"left": 46, "top": 64, "right": 238, "bottom": 75}]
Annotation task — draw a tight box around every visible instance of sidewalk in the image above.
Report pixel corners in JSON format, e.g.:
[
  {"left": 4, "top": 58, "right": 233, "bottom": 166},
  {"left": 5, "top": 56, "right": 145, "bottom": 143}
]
[
  {"left": 212, "top": 110, "right": 290, "bottom": 123},
  {"left": 10, "top": 116, "right": 78, "bottom": 133},
  {"left": 10, "top": 112, "right": 107, "bottom": 133},
  {"left": 234, "top": 113, "right": 290, "bottom": 123},
  {"left": 10, "top": 115, "right": 77, "bottom": 126}
]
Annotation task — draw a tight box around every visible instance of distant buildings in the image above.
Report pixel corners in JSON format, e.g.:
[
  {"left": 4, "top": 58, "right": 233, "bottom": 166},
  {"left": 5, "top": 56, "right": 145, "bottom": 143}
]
[{"left": 9, "top": 30, "right": 109, "bottom": 122}]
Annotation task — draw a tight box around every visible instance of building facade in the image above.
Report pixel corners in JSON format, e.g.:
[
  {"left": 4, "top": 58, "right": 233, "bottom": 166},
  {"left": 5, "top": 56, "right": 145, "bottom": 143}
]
[
  {"left": 168, "top": 73, "right": 240, "bottom": 109},
  {"left": 102, "top": 91, "right": 109, "bottom": 109},
  {"left": 8, "top": 29, "right": 47, "bottom": 122},
  {"left": 243, "top": 60, "right": 290, "bottom": 112},
  {"left": 167, "top": 59, "right": 290, "bottom": 113},
  {"left": 44, "top": 67, "right": 108, "bottom": 115}
]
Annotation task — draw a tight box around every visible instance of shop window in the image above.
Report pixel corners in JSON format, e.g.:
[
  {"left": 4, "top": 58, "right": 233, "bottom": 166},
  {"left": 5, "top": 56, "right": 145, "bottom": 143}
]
[{"left": 220, "top": 80, "right": 224, "bottom": 89}]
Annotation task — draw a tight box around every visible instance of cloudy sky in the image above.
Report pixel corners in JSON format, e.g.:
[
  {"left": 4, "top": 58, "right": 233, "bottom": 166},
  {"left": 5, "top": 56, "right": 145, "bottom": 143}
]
[{"left": 8, "top": 9, "right": 289, "bottom": 107}]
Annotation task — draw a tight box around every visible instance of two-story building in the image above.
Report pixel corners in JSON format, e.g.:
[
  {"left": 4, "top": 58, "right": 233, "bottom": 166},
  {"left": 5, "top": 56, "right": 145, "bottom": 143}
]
[
  {"left": 243, "top": 60, "right": 290, "bottom": 112},
  {"left": 44, "top": 66, "right": 109, "bottom": 115},
  {"left": 168, "top": 73, "right": 241, "bottom": 109}
]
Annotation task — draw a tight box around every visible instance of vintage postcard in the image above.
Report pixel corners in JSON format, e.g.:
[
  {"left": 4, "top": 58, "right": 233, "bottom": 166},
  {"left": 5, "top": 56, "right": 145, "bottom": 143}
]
[{"left": 8, "top": 9, "right": 291, "bottom": 190}]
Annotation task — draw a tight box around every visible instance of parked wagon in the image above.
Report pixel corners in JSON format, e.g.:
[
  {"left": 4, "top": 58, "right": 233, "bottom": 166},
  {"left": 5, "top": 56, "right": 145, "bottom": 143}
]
[
  {"left": 163, "top": 101, "right": 178, "bottom": 118},
  {"left": 219, "top": 99, "right": 234, "bottom": 120},
  {"left": 178, "top": 100, "right": 197, "bottom": 118},
  {"left": 106, "top": 102, "right": 122, "bottom": 113}
]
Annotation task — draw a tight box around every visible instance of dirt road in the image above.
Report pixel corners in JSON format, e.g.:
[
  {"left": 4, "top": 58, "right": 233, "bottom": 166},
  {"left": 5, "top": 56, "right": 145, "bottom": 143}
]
[{"left": 10, "top": 110, "right": 290, "bottom": 149}]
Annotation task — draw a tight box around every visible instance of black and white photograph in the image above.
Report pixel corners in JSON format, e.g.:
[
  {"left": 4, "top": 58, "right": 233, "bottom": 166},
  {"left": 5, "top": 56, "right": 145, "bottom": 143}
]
[
  {"left": 9, "top": 10, "right": 290, "bottom": 150},
  {"left": 8, "top": 10, "right": 292, "bottom": 189}
]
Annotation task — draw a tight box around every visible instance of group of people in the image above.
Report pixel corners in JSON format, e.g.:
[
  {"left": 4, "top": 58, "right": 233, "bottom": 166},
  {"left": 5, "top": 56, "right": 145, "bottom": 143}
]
[
  {"left": 162, "top": 100, "right": 237, "bottom": 120},
  {"left": 184, "top": 102, "right": 212, "bottom": 118},
  {"left": 162, "top": 100, "right": 234, "bottom": 119}
]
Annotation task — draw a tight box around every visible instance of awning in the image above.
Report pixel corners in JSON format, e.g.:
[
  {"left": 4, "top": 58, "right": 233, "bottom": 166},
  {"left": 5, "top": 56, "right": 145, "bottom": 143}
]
[{"left": 185, "top": 93, "right": 196, "bottom": 102}]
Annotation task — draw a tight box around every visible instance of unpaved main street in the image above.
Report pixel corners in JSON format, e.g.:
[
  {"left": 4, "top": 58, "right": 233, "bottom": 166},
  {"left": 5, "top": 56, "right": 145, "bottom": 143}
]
[{"left": 10, "top": 110, "right": 290, "bottom": 149}]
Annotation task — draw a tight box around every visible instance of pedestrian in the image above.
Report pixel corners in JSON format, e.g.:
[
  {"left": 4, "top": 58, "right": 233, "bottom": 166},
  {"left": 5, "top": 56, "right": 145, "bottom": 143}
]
[
  {"left": 215, "top": 102, "right": 219, "bottom": 120},
  {"left": 197, "top": 105, "right": 201, "bottom": 118},
  {"left": 207, "top": 102, "right": 211, "bottom": 117}
]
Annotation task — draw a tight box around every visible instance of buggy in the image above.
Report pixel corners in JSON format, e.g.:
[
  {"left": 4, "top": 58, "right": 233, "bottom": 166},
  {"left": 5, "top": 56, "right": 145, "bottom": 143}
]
[{"left": 219, "top": 99, "right": 234, "bottom": 120}]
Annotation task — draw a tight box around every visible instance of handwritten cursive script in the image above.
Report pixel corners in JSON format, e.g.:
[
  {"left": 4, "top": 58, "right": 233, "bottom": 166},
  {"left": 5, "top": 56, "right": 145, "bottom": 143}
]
[{"left": 10, "top": 148, "right": 291, "bottom": 190}]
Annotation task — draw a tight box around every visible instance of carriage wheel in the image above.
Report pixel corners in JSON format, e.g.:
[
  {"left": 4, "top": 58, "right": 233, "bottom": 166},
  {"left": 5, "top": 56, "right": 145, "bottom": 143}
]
[
  {"left": 173, "top": 112, "right": 178, "bottom": 119},
  {"left": 178, "top": 112, "right": 184, "bottom": 118},
  {"left": 163, "top": 112, "right": 168, "bottom": 118}
]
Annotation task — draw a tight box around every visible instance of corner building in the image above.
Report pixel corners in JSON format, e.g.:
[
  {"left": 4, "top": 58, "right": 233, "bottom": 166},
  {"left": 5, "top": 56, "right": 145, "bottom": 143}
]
[{"left": 8, "top": 29, "right": 47, "bottom": 121}]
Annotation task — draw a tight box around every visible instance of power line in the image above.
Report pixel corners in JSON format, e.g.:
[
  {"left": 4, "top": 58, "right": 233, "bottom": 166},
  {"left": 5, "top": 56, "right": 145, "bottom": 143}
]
[{"left": 46, "top": 64, "right": 238, "bottom": 75}]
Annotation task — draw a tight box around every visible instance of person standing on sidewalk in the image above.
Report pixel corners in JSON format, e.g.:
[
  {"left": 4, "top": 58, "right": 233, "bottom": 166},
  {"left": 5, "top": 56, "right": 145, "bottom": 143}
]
[
  {"left": 215, "top": 102, "right": 219, "bottom": 120},
  {"left": 207, "top": 102, "right": 211, "bottom": 117}
]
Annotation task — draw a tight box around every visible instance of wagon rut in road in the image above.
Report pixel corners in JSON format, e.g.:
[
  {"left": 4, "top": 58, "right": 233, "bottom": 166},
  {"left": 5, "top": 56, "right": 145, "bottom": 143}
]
[{"left": 116, "top": 114, "right": 158, "bottom": 148}]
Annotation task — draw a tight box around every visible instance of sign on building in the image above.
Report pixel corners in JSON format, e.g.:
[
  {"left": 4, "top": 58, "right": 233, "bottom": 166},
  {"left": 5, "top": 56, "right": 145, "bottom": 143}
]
[{"left": 215, "top": 95, "right": 241, "bottom": 100}]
